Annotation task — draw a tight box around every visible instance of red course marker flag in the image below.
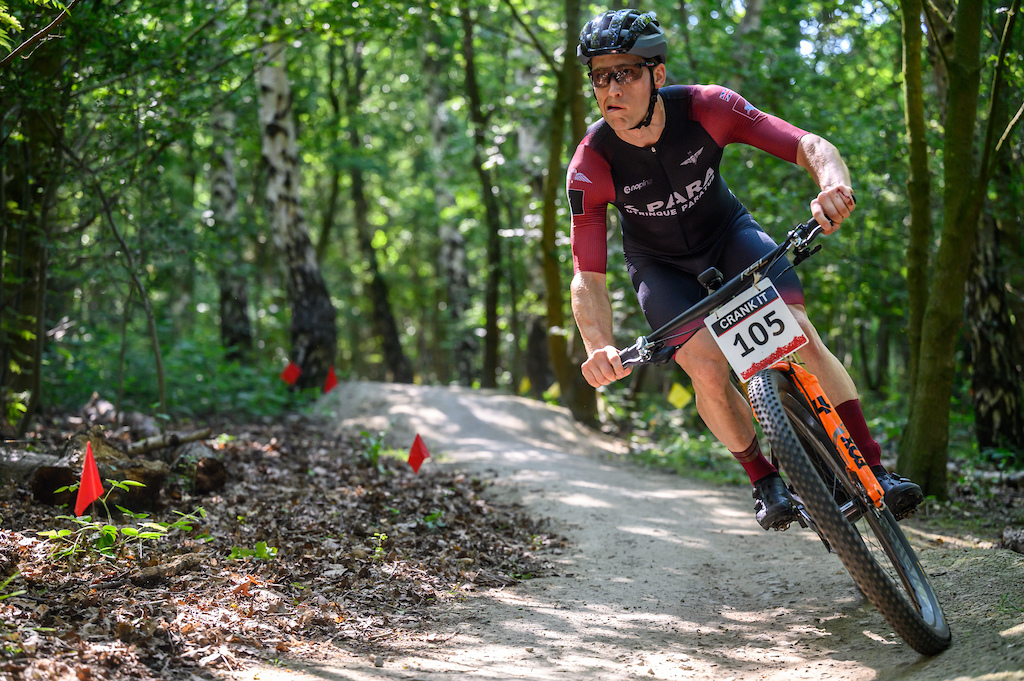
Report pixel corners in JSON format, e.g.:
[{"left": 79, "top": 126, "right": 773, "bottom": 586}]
[
  {"left": 75, "top": 441, "right": 104, "bottom": 516},
  {"left": 408, "top": 434, "right": 430, "bottom": 474},
  {"left": 323, "top": 366, "right": 338, "bottom": 394},
  {"left": 280, "top": 361, "right": 302, "bottom": 385}
]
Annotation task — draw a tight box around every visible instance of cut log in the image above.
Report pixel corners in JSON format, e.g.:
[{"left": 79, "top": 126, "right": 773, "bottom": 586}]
[{"left": 30, "top": 433, "right": 169, "bottom": 512}]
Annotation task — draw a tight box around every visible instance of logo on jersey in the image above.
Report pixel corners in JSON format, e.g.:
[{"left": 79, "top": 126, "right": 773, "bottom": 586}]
[
  {"left": 570, "top": 169, "right": 593, "bottom": 184},
  {"left": 681, "top": 147, "right": 704, "bottom": 166},
  {"left": 733, "top": 98, "right": 762, "bottom": 121},
  {"left": 623, "top": 167, "right": 716, "bottom": 218},
  {"left": 568, "top": 189, "right": 585, "bottom": 216},
  {"left": 719, "top": 90, "right": 733, "bottom": 103},
  {"left": 624, "top": 179, "right": 653, "bottom": 194}
]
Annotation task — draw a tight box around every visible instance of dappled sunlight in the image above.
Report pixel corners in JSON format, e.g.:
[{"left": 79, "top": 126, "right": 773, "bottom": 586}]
[
  {"left": 557, "top": 492, "right": 613, "bottom": 509},
  {"left": 616, "top": 523, "right": 710, "bottom": 548}
]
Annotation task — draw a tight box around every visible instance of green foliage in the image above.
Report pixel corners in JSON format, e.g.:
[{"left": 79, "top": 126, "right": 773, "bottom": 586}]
[
  {"left": 0, "top": 0, "right": 1020, "bottom": 466},
  {"left": 227, "top": 541, "right": 277, "bottom": 561},
  {"left": 0, "top": 0, "right": 65, "bottom": 53},
  {"left": 371, "top": 532, "right": 388, "bottom": 562},
  {"left": 37, "top": 498, "right": 206, "bottom": 566},
  {"left": 45, "top": 326, "right": 317, "bottom": 418},
  {"left": 0, "top": 573, "right": 25, "bottom": 603}
]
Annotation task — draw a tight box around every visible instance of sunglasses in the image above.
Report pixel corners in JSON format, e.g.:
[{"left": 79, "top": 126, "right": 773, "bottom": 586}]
[{"left": 588, "top": 62, "right": 657, "bottom": 88}]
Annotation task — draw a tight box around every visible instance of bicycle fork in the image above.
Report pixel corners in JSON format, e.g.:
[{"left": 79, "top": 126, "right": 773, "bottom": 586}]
[{"left": 769, "top": 361, "right": 888, "bottom": 552}]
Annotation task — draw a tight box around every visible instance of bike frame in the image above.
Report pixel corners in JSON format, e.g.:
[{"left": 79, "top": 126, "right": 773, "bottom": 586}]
[
  {"left": 618, "top": 216, "right": 885, "bottom": 512},
  {"left": 771, "top": 361, "right": 885, "bottom": 508},
  {"left": 620, "top": 218, "right": 823, "bottom": 365}
]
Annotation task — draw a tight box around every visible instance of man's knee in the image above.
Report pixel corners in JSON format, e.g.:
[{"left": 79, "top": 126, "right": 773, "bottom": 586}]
[{"left": 674, "top": 346, "right": 731, "bottom": 390}]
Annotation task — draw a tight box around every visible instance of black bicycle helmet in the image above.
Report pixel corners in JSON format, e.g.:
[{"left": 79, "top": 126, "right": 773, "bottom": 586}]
[
  {"left": 577, "top": 9, "right": 667, "bottom": 66},
  {"left": 578, "top": 9, "right": 666, "bottom": 130}
]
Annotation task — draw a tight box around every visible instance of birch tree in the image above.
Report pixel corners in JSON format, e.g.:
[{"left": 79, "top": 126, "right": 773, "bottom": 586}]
[{"left": 254, "top": 1, "right": 337, "bottom": 390}]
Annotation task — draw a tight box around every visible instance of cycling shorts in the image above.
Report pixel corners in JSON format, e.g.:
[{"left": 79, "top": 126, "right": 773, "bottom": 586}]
[{"left": 625, "top": 212, "right": 805, "bottom": 347}]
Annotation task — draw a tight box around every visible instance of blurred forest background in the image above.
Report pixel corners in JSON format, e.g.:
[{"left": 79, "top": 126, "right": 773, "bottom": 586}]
[{"left": 1, "top": 0, "right": 1021, "bottom": 498}]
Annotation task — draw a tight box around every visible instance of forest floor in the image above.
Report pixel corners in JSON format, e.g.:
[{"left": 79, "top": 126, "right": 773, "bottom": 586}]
[{"left": 1, "top": 381, "right": 1023, "bottom": 680}]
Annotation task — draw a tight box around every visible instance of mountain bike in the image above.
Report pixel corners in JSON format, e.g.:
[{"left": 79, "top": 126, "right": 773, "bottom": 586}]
[{"left": 617, "top": 217, "right": 951, "bottom": 656}]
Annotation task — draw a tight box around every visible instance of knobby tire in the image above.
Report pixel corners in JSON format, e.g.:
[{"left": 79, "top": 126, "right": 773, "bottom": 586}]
[{"left": 747, "top": 369, "right": 951, "bottom": 656}]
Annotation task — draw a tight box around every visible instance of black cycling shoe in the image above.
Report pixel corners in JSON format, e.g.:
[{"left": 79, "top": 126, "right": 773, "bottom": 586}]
[
  {"left": 874, "top": 469, "right": 924, "bottom": 520},
  {"left": 753, "top": 472, "right": 798, "bottom": 531}
]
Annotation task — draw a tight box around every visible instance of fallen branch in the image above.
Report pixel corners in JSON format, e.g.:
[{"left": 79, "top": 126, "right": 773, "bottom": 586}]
[{"left": 126, "top": 429, "right": 212, "bottom": 457}]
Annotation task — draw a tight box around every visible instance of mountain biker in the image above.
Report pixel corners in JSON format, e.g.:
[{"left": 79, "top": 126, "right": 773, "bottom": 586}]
[{"left": 567, "top": 8, "right": 923, "bottom": 530}]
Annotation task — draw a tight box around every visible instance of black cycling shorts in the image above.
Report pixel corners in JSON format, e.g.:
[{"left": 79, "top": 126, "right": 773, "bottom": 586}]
[{"left": 625, "top": 212, "right": 805, "bottom": 347}]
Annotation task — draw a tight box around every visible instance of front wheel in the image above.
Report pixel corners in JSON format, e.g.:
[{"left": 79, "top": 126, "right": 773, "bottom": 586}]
[{"left": 747, "top": 368, "right": 951, "bottom": 656}]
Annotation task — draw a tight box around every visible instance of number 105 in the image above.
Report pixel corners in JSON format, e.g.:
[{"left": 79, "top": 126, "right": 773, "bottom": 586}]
[{"left": 733, "top": 311, "right": 786, "bottom": 357}]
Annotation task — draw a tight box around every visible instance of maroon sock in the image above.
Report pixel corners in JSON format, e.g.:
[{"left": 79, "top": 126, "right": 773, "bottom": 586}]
[
  {"left": 731, "top": 437, "right": 777, "bottom": 484},
  {"left": 835, "top": 399, "right": 883, "bottom": 469}
]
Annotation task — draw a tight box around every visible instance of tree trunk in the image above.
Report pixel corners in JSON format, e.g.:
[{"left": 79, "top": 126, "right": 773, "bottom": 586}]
[
  {"left": 728, "top": 0, "right": 765, "bottom": 90},
  {"left": 899, "top": 0, "right": 932, "bottom": 405},
  {"left": 343, "top": 44, "right": 413, "bottom": 384},
  {"left": 964, "top": 211, "right": 1024, "bottom": 460},
  {"left": 963, "top": 15, "right": 1023, "bottom": 462},
  {"left": 210, "top": 105, "right": 253, "bottom": 360},
  {"left": 255, "top": 14, "right": 337, "bottom": 390},
  {"left": 460, "top": 6, "right": 504, "bottom": 389},
  {"left": 0, "top": 38, "right": 64, "bottom": 436},
  {"left": 898, "top": 0, "right": 987, "bottom": 497},
  {"left": 427, "top": 24, "right": 476, "bottom": 386}
]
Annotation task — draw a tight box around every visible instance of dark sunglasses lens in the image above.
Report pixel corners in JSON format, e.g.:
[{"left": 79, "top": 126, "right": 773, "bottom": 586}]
[{"left": 590, "top": 63, "right": 650, "bottom": 87}]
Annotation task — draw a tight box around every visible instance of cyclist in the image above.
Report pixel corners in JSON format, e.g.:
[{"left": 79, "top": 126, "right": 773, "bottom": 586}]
[{"left": 567, "top": 8, "right": 922, "bottom": 529}]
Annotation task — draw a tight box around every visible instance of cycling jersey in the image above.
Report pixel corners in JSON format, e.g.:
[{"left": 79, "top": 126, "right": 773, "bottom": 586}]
[{"left": 567, "top": 84, "right": 807, "bottom": 275}]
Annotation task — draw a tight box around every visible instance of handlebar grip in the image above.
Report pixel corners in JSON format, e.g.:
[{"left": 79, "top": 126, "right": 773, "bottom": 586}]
[{"left": 618, "top": 344, "right": 642, "bottom": 368}]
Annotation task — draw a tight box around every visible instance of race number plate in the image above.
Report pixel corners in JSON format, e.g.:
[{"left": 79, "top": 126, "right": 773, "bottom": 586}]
[{"left": 704, "top": 278, "right": 808, "bottom": 382}]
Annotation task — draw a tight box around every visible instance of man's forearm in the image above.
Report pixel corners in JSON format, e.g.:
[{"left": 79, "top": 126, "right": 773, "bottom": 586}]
[
  {"left": 570, "top": 271, "right": 616, "bottom": 355},
  {"left": 797, "top": 133, "right": 851, "bottom": 191}
]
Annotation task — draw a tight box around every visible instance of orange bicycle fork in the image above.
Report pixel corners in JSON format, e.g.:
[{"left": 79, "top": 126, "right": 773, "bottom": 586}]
[{"left": 771, "top": 361, "right": 886, "bottom": 510}]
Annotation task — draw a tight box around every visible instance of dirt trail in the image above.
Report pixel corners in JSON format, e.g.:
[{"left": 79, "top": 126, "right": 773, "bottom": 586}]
[{"left": 230, "top": 382, "right": 1024, "bottom": 681}]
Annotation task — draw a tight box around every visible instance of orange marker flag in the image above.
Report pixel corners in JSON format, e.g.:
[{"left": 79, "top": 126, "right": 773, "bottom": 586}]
[
  {"left": 323, "top": 366, "right": 338, "bottom": 394},
  {"left": 408, "top": 434, "right": 430, "bottom": 474},
  {"left": 75, "top": 441, "right": 104, "bottom": 516}
]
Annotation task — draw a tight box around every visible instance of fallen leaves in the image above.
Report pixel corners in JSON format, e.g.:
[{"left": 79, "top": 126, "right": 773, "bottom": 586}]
[{"left": 0, "top": 412, "right": 562, "bottom": 679}]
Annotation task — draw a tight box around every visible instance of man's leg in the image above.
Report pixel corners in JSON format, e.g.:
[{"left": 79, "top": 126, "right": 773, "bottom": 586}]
[{"left": 673, "top": 330, "right": 796, "bottom": 529}]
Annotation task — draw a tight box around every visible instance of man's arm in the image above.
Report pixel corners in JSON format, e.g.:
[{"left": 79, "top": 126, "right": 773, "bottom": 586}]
[
  {"left": 571, "top": 271, "right": 631, "bottom": 388},
  {"left": 796, "top": 133, "right": 857, "bottom": 233}
]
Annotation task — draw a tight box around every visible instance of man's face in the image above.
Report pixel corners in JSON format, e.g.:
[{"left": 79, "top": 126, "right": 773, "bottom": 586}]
[{"left": 589, "top": 54, "right": 664, "bottom": 131}]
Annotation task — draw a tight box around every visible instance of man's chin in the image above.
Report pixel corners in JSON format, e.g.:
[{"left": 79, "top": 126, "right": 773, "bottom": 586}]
[{"left": 603, "top": 110, "right": 638, "bottom": 130}]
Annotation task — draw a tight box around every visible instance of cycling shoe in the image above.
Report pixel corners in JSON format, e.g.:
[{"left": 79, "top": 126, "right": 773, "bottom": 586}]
[{"left": 753, "top": 472, "right": 798, "bottom": 531}]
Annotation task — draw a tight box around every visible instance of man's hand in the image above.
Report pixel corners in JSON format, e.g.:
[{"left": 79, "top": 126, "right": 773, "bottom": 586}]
[
  {"left": 810, "top": 184, "right": 856, "bottom": 234},
  {"left": 581, "top": 345, "right": 632, "bottom": 388}
]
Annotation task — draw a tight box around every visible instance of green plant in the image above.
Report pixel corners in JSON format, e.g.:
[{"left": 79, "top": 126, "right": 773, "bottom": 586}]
[
  {"left": 421, "top": 510, "right": 445, "bottom": 531},
  {"left": 359, "top": 428, "right": 391, "bottom": 473},
  {"left": 372, "top": 532, "right": 388, "bottom": 562},
  {"left": 0, "top": 573, "right": 25, "bottom": 602},
  {"left": 38, "top": 490, "right": 206, "bottom": 565},
  {"left": 54, "top": 477, "right": 146, "bottom": 520},
  {"left": 997, "top": 593, "right": 1024, "bottom": 616},
  {"left": 227, "top": 541, "right": 278, "bottom": 561}
]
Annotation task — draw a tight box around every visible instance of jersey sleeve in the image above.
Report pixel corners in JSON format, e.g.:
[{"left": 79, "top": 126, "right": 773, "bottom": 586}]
[
  {"left": 566, "top": 142, "right": 616, "bottom": 274},
  {"left": 690, "top": 85, "right": 807, "bottom": 163}
]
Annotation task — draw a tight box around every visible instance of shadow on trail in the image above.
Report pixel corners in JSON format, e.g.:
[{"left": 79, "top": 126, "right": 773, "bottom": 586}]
[{"left": 262, "top": 382, "right": 1024, "bottom": 681}]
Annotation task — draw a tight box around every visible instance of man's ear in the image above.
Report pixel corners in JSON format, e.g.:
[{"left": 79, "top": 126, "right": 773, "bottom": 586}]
[{"left": 654, "top": 63, "right": 667, "bottom": 88}]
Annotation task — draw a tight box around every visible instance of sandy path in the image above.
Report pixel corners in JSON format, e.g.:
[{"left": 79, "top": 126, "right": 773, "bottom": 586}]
[{"left": 230, "top": 382, "right": 1024, "bottom": 681}]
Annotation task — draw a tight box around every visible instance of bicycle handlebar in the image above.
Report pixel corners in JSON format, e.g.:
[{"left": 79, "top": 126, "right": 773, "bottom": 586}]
[{"left": 618, "top": 217, "right": 825, "bottom": 369}]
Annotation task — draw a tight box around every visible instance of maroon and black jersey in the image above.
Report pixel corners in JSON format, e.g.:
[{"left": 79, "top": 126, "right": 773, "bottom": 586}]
[{"left": 567, "top": 84, "right": 807, "bottom": 275}]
